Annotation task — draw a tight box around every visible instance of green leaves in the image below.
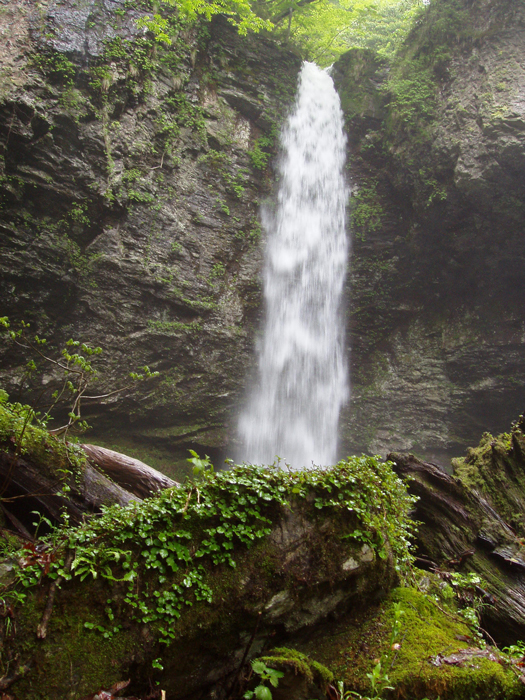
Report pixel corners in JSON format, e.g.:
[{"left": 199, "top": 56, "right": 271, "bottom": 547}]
[
  {"left": 0, "top": 317, "right": 159, "bottom": 442},
  {"left": 187, "top": 449, "right": 214, "bottom": 479},
  {"left": 136, "top": 14, "right": 172, "bottom": 44},
  {"left": 11, "top": 456, "right": 416, "bottom": 648},
  {"left": 244, "top": 659, "right": 285, "bottom": 700}
]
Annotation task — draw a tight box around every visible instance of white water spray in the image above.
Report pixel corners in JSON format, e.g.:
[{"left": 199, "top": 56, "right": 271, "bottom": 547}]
[{"left": 237, "top": 62, "right": 349, "bottom": 469}]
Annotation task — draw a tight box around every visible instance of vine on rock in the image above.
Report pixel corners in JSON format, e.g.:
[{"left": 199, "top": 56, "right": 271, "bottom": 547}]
[{"left": 11, "top": 457, "right": 417, "bottom": 645}]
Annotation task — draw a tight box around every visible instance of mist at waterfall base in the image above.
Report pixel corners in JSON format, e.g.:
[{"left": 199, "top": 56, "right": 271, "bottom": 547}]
[{"left": 237, "top": 62, "right": 349, "bottom": 470}]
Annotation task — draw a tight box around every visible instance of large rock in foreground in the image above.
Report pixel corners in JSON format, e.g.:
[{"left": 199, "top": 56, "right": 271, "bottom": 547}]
[{"left": 0, "top": 457, "right": 412, "bottom": 699}]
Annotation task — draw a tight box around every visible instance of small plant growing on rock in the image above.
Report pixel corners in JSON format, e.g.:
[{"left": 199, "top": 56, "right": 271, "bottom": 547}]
[
  {"left": 244, "top": 659, "right": 284, "bottom": 700},
  {"left": 187, "top": 449, "right": 214, "bottom": 479},
  {"left": 339, "top": 602, "right": 404, "bottom": 700}
]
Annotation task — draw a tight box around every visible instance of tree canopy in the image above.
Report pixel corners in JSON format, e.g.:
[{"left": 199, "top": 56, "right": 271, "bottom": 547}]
[
  {"left": 258, "top": 0, "right": 423, "bottom": 65},
  {"left": 145, "top": 0, "right": 425, "bottom": 65}
]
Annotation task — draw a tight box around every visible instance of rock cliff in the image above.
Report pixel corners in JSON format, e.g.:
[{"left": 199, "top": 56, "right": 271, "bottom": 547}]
[
  {"left": 0, "top": 1, "right": 300, "bottom": 477},
  {"left": 1, "top": 0, "right": 524, "bottom": 470},
  {"left": 334, "top": 0, "right": 525, "bottom": 463}
]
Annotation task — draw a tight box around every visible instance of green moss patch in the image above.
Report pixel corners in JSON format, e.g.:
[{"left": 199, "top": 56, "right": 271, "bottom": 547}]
[
  {"left": 299, "top": 587, "right": 522, "bottom": 700},
  {"left": 452, "top": 416, "right": 525, "bottom": 536},
  {"left": 0, "top": 397, "right": 86, "bottom": 482}
]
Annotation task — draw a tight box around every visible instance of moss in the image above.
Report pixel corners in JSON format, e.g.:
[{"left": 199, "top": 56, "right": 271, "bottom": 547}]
[
  {"left": 334, "top": 48, "right": 388, "bottom": 123},
  {"left": 386, "top": 0, "right": 472, "bottom": 137},
  {"left": 452, "top": 420, "right": 525, "bottom": 536},
  {"left": 260, "top": 647, "right": 333, "bottom": 688},
  {"left": 298, "top": 587, "right": 522, "bottom": 700},
  {"left": 1, "top": 458, "right": 414, "bottom": 697},
  {"left": 10, "top": 584, "right": 140, "bottom": 699},
  {"left": 0, "top": 400, "right": 86, "bottom": 483}
]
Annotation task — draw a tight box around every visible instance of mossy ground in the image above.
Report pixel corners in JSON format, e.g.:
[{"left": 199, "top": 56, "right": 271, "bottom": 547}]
[
  {"left": 5, "top": 585, "right": 142, "bottom": 699},
  {"left": 296, "top": 586, "right": 523, "bottom": 700}
]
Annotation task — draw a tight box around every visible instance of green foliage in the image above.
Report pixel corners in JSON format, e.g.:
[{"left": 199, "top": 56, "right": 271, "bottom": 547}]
[
  {"left": 10, "top": 456, "right": 417, "bottom": 645},
  {"left": 244, "top": 660, "right": 284, "bottom": 700},
  {"left": 386, "top": 62, "right": 436, "bottom": 128},
  {"left": 198, "top": 150, "right": 247, "bottom": 197},
  {"left": 0, "top": 398, "right": 87, "bottom": 483},
  {"left": 32, "top": 50, "right": 76, "bottom": 86},
  {"left": 210, "top": 262, "right": 226, "bottom": 279},
  {"left": 68, "top": 202, "right": 91, "bottom": 225},
  {"left": 385, "top": 0, "right": 472, "bottom": 136},
  {"left": 502, "top": 640, "right": 525, "bottom": 661},
  {"left": 136, "top": 14, "right": 172, "bottom": 44},
  {"left": 435, "top": 572, "right": 490, "bottom": 644},
  {"left": 350, "top": 180, "right": 383, "bottom": 241},
  {"left": 248, "top": 133, "right": 275, "bottom": 171},
  {"left": 338, "top": 0, "right": 423, "bottom": 61},
  {"left": 248, "top": 143, "right": 270, "bottom": 171},
  {"left": 0, "top": 318, "right": 158, "bottom": 439},
  {"left": 261, "top": 0, "right": 421, "bottom": 66},
  {"left": 253, "top": 647, "right": 333, "bottom": 696},
  {"left": 160, "top": 0, "right": 272, "bottom": 35},
  {"left": 187, "top": 449, "right": 214, "bottom": 479},
  {"left": 216, "top": 197, "right": 230, "bottom": 215},
  {"left": 164, "top": 94, "right": 207, "bottom": 141}
]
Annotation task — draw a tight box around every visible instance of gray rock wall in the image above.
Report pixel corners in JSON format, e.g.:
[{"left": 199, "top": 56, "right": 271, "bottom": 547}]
[
  {"left": 0, "top": 1, "right": 300, "bottom": 478},
  {"left": 2, "top": 0, "right": 525, "bottom": 472},
  {"left": 335, "top": 0, "right": 525, "bottom": 464}
]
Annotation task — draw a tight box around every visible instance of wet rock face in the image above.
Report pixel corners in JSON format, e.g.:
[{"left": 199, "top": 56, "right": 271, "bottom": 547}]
[
  {"left": 334, "top": 0, "right": 525, "bottom": 464},
  {"left": 0, "top": 3, "right": 300, "bottom": 476},
  {"left": 30, "top": 0, "right": 146, "bottom": 58}
]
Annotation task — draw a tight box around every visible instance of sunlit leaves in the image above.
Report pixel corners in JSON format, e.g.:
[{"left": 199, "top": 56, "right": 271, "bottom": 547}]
[
  {"left": 161, "top": 0, "right": 273, "bottom": 34},
  {"left": 266, "top": 0, "right": 423, "bottom": 66}
]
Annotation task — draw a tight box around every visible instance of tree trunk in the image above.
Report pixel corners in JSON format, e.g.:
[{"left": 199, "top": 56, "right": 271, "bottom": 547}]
[
  {"left": 0, "top": 447, "right": 139, "bottom": 535},
  {"left": 80, "top": 444, "right": 178, "bottom": 499}
]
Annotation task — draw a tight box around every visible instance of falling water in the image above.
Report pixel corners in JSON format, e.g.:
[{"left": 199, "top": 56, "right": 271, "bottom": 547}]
[{"left": 237, "top": 62, "right": 349, "bottom": 469}]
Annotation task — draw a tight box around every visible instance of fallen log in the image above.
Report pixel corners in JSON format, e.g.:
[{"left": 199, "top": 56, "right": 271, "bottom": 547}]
[
  {"left": 389, "top": 425, "right": 525, "bottom": 644},
  {"left": 0, "top": 446, "right": 139, "bottom": 534},
  {"left": 80, "top": 444, "right": 178, "bottom": 498}
]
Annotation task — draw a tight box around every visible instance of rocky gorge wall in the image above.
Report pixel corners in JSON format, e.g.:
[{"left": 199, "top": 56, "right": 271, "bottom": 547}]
[
  {"left": 0, "top": 0, "right": 300, "bottom": 478},
  {"left": 1, "top": 0, "right": 525, "bottom": 472},
  {"left": 335, "top": 0, "right": 525, "bottom": 464}
]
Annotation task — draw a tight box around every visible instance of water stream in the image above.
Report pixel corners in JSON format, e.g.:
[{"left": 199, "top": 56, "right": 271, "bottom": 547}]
[{"left": 238, "top": 62, "right": 348, "bottom": 469}]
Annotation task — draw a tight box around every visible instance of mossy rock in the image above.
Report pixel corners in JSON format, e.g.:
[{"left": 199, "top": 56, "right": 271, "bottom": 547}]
[
  {"left": 452, "top": 416, "right": 525, "bottom": 537},
  {"left": 249, "top": 648, "right": 334, "bottom": 700},
  {"left": 0, "top": 399, "right": 86, "bottom": 483},
  {"left": 1, "top": 457, "right": 412, "bottom": 699},
  {"left": 297, "top": 587, "right": 523, "bottom": 700}
]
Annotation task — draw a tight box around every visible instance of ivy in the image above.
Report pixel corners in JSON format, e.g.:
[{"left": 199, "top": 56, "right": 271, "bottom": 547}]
[{"left": 12, "top": 456, "right": 417, "bottom": 644}]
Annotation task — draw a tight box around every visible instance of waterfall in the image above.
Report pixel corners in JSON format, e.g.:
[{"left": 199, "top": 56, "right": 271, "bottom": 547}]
[{"left": 238, "top": 61, "right": 349, "bottom": 469}]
